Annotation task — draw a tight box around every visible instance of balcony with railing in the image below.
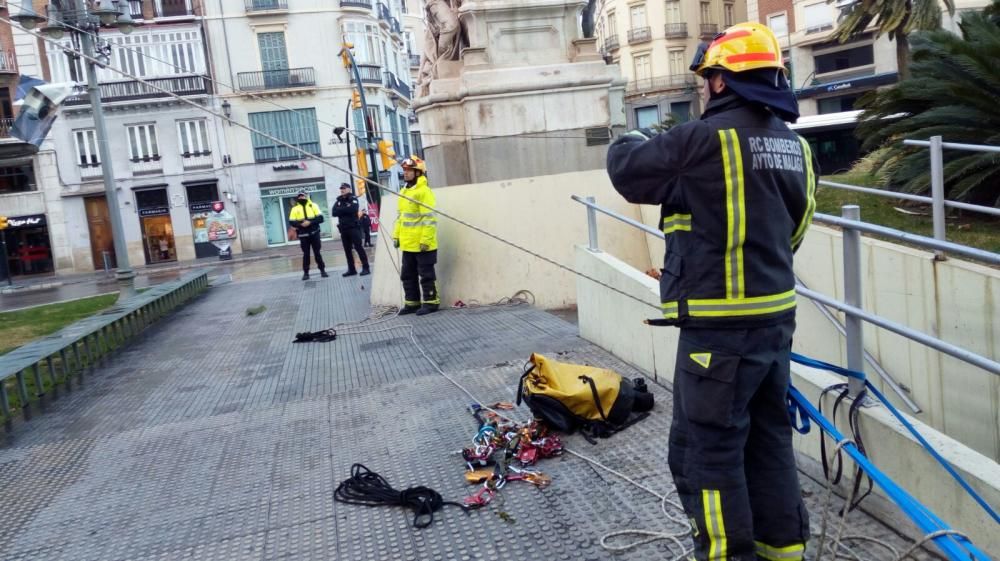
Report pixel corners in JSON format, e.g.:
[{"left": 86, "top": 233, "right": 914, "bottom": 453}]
[
  {"left": 130, "top": 156, "right": 163, "bottom": 175},
  {"left": 237, "top": 67, "right": 316, "bottom": 91},
  {"left": 80, "top": 162, "right": 104, "bottom": 180},
  {"left": 156, "top": 0, "right": 196, "bottom": 18},
  {"left": 245, "top": 0, "right": 288, "bottom": 13},
  {"left": 182, "top": 151, "right": 213, "bottom": 170},
  {"left": 604, "top": 34, "right": 620, "bottom": 51},
  {"left": 254, "top": 143, "right": 320, "bottom": 163},
  {"left": 384, "top": 71, "right": 411, "bottom": 100},
  {"left": 377, "top": 2, "right": 391, "bottom": 24},
  {"left": 0, "top": 50, "right": 17, "bottom": 75},
  {"left": 664, "top": 22, "right": 688, "bottom": 38},
  {"left": 624, "top": 74, "right": 696, "bottom": 96},
  {"left": 390, "top": 16, "right": 402, "bottom": 34},
  {"left": 351, "top": 64, "right": 383, "bottom": 85},
  {"left": 699, "top": 23, "right": 719, "bottom": 36},
  {"left": 627, "top": 27, "right": 652, "bottom": 44},
  {"left": 63, "top": 75, "right": 210, "bottom": 106},
  {"left": 409, "top": 54, "right": 421, "bottom": 68},
  {"left": 340, "top": 0, "right": 373, "bottom": 9}
]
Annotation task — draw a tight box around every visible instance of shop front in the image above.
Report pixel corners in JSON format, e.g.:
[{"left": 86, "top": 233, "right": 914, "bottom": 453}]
[
  {"left": 135, "top": 187, "right": 177, "bottom": 265},
  {"left": 1, "top": 213, "right": 54, "bottom": 276},
  {"left": 185, "top": 181, "right": 222, "bottom": 259},
  {"left": 260, "top": 182, "right": 332, "bottom": 246}
]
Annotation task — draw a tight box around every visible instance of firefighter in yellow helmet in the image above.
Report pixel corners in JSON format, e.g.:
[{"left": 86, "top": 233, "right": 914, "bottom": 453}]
[
  {"left": 393, "top": 156, "right": 440, "bottom": 316},
  {"left": 607, "top": 22, "right": 818, "bottom": 560}
]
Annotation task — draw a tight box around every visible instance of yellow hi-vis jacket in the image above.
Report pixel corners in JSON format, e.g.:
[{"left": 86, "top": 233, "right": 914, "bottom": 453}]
[{"left": 393, "top": 176, "right": 438, "bottom": 252}]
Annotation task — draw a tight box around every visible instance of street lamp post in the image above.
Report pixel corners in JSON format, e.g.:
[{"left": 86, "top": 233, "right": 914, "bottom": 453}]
[{"left": 14, "top": 0, "right": 137, "bottom": 298}]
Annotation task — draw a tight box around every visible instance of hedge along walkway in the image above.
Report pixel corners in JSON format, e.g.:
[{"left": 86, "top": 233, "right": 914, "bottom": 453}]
[{"left": 0, "top": 270, "right": 210, "bottom": 429}]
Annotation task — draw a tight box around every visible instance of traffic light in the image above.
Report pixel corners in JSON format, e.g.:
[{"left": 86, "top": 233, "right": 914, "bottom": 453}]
[
  {"left": 355, "top": 178, "right": 367, "bottom": 197},
  {"left": 355, "top": 148, "right": 369, "bottom": 179},
  {"left": 351, "top": 90, "right": 362, "bottom": 110},
  {"left": 341, "top": 44, "right": 353, "bottom": 68},
  {"left": 377, "top": 139, "right": 396, "bottom": 169},
  {"left": 0, "top": 216, "right": 7, "bottom": 230}
]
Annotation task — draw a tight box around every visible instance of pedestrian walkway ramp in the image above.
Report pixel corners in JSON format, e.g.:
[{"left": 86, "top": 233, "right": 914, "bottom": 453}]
[{"left": 0, "top": 272, "right": 951, "bottom": 560}]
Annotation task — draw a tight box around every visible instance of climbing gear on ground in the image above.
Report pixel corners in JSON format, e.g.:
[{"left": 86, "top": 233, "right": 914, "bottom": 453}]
[
  {"left": 334, "top": 463, "right": 470, "bottom": 528},
  {"left": 516, "top": 353, "right": 653, "bottom": 442},
  {"left": 292, "top": 329, "right": 337, "bottom": 343}
]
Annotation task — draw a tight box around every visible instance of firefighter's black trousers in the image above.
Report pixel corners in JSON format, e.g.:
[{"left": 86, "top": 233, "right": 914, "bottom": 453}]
[
  {"left": 668, "top": 320, "right": 809, "bottom": 561},
  {"left": 400, "top": 250, "right": 438, "bottom": 307}
]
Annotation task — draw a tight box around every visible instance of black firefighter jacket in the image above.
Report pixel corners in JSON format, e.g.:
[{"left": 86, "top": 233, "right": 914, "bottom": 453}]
[{"left": 607, "top": 95, "right": 819, "bottom": 329}]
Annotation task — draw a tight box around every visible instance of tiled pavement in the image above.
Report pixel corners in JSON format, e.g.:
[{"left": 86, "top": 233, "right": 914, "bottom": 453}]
[{"left": 0, "top": 266, "right": 939, "bottom": 560}]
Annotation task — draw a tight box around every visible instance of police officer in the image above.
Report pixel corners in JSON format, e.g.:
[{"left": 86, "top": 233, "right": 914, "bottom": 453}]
[
  {"left": 288, "top": 191, "right": 328, "bottom": 281},
  {"left": 606, "top": 22, "right": 818, "bottom": 561},
  {"left": 332, "top": 183, "right": 371, "bottom": 277},
  {"left": 393, "top": 156, "right": 440, "bottom": 316}
]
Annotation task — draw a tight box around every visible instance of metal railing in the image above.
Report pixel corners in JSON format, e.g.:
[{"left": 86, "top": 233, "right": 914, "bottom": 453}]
[
  {"left": 352, "top": 64, "right": 383, "bottom": 85},
  {"left": 340, "top": 0, "right": 373, "bottom": 8},
  {"left": 0, "top": 49, "right": 17, "bottom": 74},
  {"left": 245, "top": 0, "right": 288, "bottom": 11},
  {"left": 410, "top": 54, "right": 421, "bottom": 68},
  {"left": 664, "top": 22, "right": 688, "bottom": 38},
  {"left": 253, "top": 142, "right": 320, "bottom": 163},
  {"left": 570, "top": 194, "right": 1000, "bottom": 406},
  {"left": 605, "top": 34, "right": 620, "bottom": 51},
  {"left": 625, "top": 74, "right": 695, "bottom": 96},
  {"left": 384, "top": 71, "right": 411, "bottom": 99},
  {"left": 237, "top": 67, "right": 316, "bottom": 91},
  {"left": 0, "top": 117, "right": 14, "bottom": 139},
  {"left": 0, "top": 270, "right": 209, "bottom": 429},
  {"left": 63, "top": 75, "right": 209, "bottom": 105},
  {"left": 820, "top": 136, "right": 1000, "bottom": 260},
  {"left": 627, "top": 26, "right": 652, "bottom": 44},
  {"left": 699, "top": 23, "right": 719, "bottom": 36}
]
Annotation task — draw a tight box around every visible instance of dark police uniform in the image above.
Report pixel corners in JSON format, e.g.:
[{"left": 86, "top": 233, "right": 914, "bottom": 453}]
[{"left": 332, "top": 192, "right": 370, "bottom": 275}]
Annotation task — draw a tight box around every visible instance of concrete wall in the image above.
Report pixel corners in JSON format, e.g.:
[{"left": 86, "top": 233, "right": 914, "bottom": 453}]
[
  {"left": 794, "top": 225, "right": 1000, "bottom": 462},
  {"left": 370, "top": 170, "right": 655, "bottom": 309},
  {"left": 573, "top": 245, "right": 1000, "bottom": 554}
]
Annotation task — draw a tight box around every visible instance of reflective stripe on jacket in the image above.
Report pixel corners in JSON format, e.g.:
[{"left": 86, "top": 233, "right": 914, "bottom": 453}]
[
  {"left": 288, "top": 200, "right": 324, "bottom": 237},
  {"left": 393, "top": 175, "right": 438, "bottom": 252},
  {"left": 607, "top": 95, "right": 818, "bottom": 328}
]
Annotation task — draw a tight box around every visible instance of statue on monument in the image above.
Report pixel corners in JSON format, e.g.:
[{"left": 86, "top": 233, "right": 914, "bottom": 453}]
[{"left": 417, "top": 0, "right": 468, "bottom": 97}]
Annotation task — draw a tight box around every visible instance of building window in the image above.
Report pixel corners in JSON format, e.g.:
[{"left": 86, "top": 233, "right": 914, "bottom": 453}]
[
  {"left": 630, "top": 4, "right": 647, "bottom": 28},
  {"left": 365, "top": 106, "right": 383, "bottom": 138},
  {"left": 248, "top": 108, "right": 321, "bottom": 163},
  {"left": 343, "top": 21, "right": 382, "bottom": 65},
  {"left": 48, "top": 29, "right": 207, "bottom": 83},
  {"left": 782, "top": 49, "right": 792, "bottom": 76},
  {"left": 74, "top": 129, "right": 100, "bottom": 166},
  {"left": 817, "top": 93, "right": 862, "bottom": 114},
  {"left": 768, "top": 13, "right": 788, "bottom": 36},
  {"left": 635, "top": 106, "right": 659, "bottom": 128},
  {"left": 633, "top": 53, "right": 651, "bottom": 80},
  {"left": 814, "top": 44, "right": 874, "bottom": 74},
  {"left": 177, "top": 119, "right": 210, "bottom": 156},
  {"left": 723, "top": 2, "right": 734, "bottom": 26},
  {"left": 665, "top": 0, "right": 681, "bottom": 23},
  {"left": 399, "top": 115, "right": 411, "bottom": 157},
  {"left": 803, "top": 2, "right": 834, "bottom": 33},
  {"left": 0, "top": 163, "right": 36, "bottom": 194},
  {"left": 670, "top": 101, "right": 692, "bottom": 122},
  {"left": 607, "top": 11, "right": 617, "bottom": 34},
  {"left": 700, "top": 2, "right": 711, "bottom": 23},
  {"left": 668, "top": 49, "right": 686, "bottom": 77},
  {"left": 127, "top": 124, "right": 160, "bottom": 161},
  {"left": 257, "top": 32, "right": 289, "bottom": 71}
]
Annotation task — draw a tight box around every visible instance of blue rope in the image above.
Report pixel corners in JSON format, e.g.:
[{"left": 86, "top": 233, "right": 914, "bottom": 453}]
[
  {"left": 791, "top": 352, "right": 1000, "bottom": 526},
  {"left": 788, "top": 386, "right": 991, "bottom": 561}
]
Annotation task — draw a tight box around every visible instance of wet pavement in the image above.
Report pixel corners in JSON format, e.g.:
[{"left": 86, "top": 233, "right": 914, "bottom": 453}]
[{"left": 0, "top": 263, "right": 941, "bottom": 561}]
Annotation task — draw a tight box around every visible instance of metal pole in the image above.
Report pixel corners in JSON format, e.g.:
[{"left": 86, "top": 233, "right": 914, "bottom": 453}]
[
  {"left": 585, "top": 196, "right": 599, "bottom": 251},
  {"left": 842, "top": 205, "right": 865, "bottom": 397},
  {"left": 929, "top": 135, "right": 947, "bottom": 260},
  {"left": 1, "top": 230, "right": 10, "bottom": 287},
  {"left": 78, "top": 2, "right": 136, "bottom": 299},
  {"left": 342, "top": 47, "right": 382, "bottom": 206}
]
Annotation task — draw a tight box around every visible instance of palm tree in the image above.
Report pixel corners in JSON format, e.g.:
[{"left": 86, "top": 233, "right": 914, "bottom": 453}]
[
  {"left": 855, "top": 1, "right": 1000, "bottom": 206},
  {"left": 833, "top": 0, "right": 955, "bottom": 78}
]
